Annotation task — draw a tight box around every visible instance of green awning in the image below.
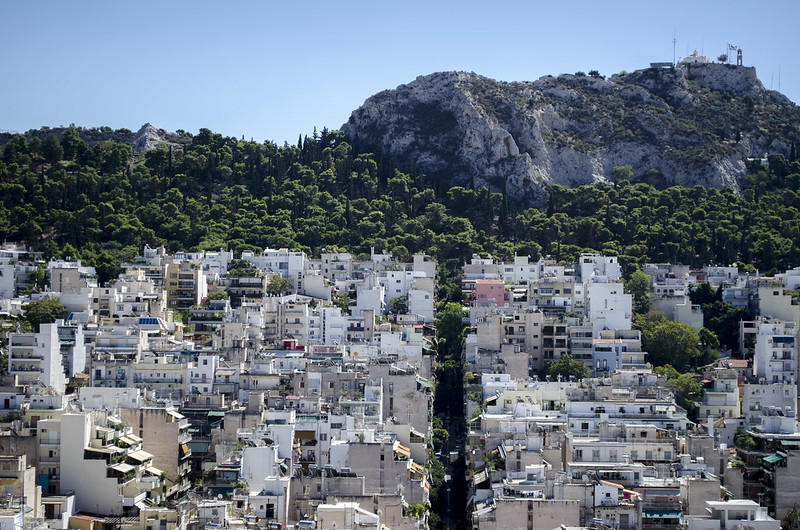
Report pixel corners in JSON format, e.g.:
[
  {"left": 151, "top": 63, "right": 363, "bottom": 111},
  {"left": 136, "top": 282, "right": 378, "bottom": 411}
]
[
  {"left": 780, "top": 440, "right": 800, "bottom": 446},
  {"left": 208, "top": 411, "right": 226, "bottom": 417},
  {"left": 763, "top": 453, "right": 784, "bottom": 463},
  {"left": 643, "top": 510, "right": 682, "bottom": 519}
]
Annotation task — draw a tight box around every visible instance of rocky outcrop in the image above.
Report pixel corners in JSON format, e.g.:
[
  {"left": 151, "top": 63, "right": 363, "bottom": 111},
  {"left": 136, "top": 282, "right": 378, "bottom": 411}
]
[
  {"left": 343, "top": 64, "right": 800, "bottom": 205},
  {"left": 131, "top": 123, "right": 179, "bottom": 154}
]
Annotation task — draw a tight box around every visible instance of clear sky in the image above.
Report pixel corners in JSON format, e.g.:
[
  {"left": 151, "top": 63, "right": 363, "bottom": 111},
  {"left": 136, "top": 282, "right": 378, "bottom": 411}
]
[{"left": 2, "top": 1, "right": 798, "bottom": 144}]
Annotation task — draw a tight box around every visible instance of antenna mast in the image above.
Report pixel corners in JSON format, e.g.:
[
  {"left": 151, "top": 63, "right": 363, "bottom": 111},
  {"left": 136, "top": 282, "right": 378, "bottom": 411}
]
[{"left": 672, "top": 37, "right": 677, "bottom": 66}]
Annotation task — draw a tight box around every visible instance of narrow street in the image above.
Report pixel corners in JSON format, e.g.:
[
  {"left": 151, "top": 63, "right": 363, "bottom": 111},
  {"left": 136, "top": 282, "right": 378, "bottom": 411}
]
[{"left": 439, "top": 412, "right": 467, "bottom": 528}]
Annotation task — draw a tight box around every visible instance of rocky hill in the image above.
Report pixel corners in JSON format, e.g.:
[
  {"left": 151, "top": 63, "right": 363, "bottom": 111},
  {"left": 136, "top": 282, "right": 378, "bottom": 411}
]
[
  {"left": 0, "top": 123, "right": 183, "bottom": 154},
  {"left": 343, "top": 63, "right": 800, "bottom": 204}
]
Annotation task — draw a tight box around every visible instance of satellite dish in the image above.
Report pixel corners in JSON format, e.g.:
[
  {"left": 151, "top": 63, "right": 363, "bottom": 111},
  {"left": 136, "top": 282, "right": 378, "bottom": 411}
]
[{"left": 217, "top": 494, "right": 222, "bottom": 500}]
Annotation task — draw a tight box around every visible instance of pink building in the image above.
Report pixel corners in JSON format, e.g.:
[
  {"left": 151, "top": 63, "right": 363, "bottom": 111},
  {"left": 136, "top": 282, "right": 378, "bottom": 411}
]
[{"left": 474, "top": 280, "right": 507, "bottom": 305}]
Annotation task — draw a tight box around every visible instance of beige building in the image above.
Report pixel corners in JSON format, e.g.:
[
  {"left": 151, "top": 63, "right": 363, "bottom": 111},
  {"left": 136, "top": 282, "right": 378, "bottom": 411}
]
[
  {"left": 165, "top": 262, "right": 207, "bottom": 310},
  {"left": 0, "top": 454, "right": 42, "bottom": 519},
  {"left": 698, "top": 369, "right": 741, "bottom": 419},
  {"left": 472, "top": 498, "right": 580, "bottom": 529},
  {"left": 120, "top": 406, "right": 192, "bottom": 500}
]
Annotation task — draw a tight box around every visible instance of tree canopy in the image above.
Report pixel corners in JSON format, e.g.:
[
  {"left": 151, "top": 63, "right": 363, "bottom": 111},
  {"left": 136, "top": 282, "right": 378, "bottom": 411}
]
[
  {"left": 23, "top": 297, "right": 68, "bottom": 331},
  {"left": 0, "top": 126, "right": 797, "bottom": 290},
  {"left": 545, "top": 353, "right": 590, "bottom": 380},
  {"left": 636, "top": 312, "right": 701, "bottom": 372}
]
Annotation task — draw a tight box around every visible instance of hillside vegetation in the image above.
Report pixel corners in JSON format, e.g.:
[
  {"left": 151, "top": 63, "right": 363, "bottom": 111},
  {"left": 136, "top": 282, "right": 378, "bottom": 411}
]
[{"left": 1, "top": 126, "right": 799, "bottom": 288}]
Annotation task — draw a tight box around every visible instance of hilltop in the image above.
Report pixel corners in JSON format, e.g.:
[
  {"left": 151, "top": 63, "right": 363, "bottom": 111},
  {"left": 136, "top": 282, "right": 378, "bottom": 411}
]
[
  {"left": 0, "top": 123, "right": 184, "bottom": 155},
  {"left": 343, "top": 63, "right": 799, "bottom": 204}
]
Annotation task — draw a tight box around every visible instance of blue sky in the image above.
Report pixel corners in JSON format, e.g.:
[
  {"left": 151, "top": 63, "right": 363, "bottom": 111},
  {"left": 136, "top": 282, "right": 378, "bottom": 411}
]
[{"left": 1, "top": 1, "right": 798, "bottom": 144}]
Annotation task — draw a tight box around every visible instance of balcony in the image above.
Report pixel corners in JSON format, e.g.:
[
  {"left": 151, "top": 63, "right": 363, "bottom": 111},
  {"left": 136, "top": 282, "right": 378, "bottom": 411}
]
[
  {"left": 10, "top": 365, "right": 42, "bottom": 373},
  {"left": 12, "top": 354, "right": 43, "bottom": 360},
  {"left": 134, "top": 376, "right": 183, "bottom": 384},
  {"left": 123, "top": 491, "right": 147, "bottom": 507}
]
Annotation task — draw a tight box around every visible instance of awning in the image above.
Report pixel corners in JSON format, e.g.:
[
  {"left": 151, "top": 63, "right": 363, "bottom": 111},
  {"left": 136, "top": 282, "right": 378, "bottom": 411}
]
[
  {"left": 763, "top": 453, "right": 785, "bottom": 464},
  {"left": 208, "top": 411, "right": 226, "bottom": 418},
  {"left": 118, "top": 435, "right": 139, "bottom": 446},
  {"left": 409, "top": 426, "right": 426, "bottom": 440},
  {"left": 85, "top": 446, "right": 116, "bottom": 455},
  {"left": 643, "top": 510, "right": 681, "bottom": 519},
  {"left": 126, "top": 450, "right": 153, "bottom": 463},
  {"left": 394, "top": 444, "right": 411, "bottom": 458},
  {"left": 295, "top": 430, "right": 315, "bottom": 440},
  {"left": 415, "top": 375, "right": 432, "bottom": 389},
  {"left": 472, "top": 469, "right": 488, "bottom": 485},
  {"left": 409, "top": 461, "right": 425, "bottom": 474},
  {"left": 144, "top": 467, "right": 164, "bottom": 476},
  {"left": 110, "top": 463, "right": 135, "bottom": 474}
]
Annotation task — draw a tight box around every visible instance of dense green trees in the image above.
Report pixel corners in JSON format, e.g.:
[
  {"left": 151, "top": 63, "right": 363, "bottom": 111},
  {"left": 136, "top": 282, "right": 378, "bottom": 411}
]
[
  {"left": 625, "top": 269, "right": 651, "bottom": 314},
  {"left": 636, "top": 312, "right": 701, "bottom": 372},
  {"left": 689, "top": 283, "right": 754, "bottom": 352},
  {"left": 1, "top": 126, "right": 799, "bottom": 286},
  {"left": 654, "top": 365, "right": 702, "bottom": 420},
  {"left": 545, "top": 353, "right": 590, "bottom": 380},
  {"left": 23, "top": 297, "right": 68, "bottom": 331},
  {"left": 266, "top": 275, "right": 292, "bottom": 296}
]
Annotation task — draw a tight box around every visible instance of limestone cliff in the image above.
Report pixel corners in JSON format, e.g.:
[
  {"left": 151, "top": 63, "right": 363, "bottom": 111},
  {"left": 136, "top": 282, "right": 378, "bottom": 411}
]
[{"left": 343, "top": 64, "right": 800, "bottom": 204}]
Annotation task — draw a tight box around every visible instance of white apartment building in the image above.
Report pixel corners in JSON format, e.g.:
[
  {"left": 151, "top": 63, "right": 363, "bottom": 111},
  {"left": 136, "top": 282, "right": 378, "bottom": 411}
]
[
  {"left": 777, "top": 266, "right": 800, "bottom": 290},
  {"left": 703, "top": 266, "right": 739, "bottom": 287},
  {"left": 586, "top": 280, "right": 632, "bottom": 332},
  {"left": 754, "top": 319, "right": 797, "bottom": 384},
  {"left": 499, "top": 255, "right": 539, "bottom": 285},
  {"left": 8, "top": 323, "right": 66, "bottom": 393},
  {"left": 307, "top": 306, "right": 346, "bottom": 344},
  {"left": 407, "top": 288, "right": 434, "bottom": 322},
  {"left": 186, "top": 354, "right": 219, "bottom": 395},
  {"left": 685, "top": 499, "right": 779, "bottom": 530},
  {"left": 578, "top": 254, "right": 622, "bottom": 284},
  {"left": 59, "top": 413, "right": 159, "bottom": 515},
  {"left": 742, "top": 383, "right": 797, "bottom": 427},
  {"left": 242, "top": 248, "right": 306, "bottom": 289},
  {"left": 698, "top": 369, "right": 740, "bottom": 419},
  {"left": 56, "top": 319, "right": 86, "bottom": 379}
]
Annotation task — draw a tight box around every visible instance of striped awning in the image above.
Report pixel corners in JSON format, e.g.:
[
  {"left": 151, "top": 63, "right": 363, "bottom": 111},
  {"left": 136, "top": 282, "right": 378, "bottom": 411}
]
[
  {"left": 126, "top": 450, "right": 153, "bottom": 463},
  {"left": 763, "top": 453, "right": 784, "bottom": 464}
]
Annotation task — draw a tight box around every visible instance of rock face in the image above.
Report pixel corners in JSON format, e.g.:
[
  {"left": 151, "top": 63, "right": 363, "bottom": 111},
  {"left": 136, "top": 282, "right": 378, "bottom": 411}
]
[
  {"left": 131, "top": 123, "right": 178, "bottom": 154},
  {"left": 343, "top": 64, "right": 800, "bottom": 204}
]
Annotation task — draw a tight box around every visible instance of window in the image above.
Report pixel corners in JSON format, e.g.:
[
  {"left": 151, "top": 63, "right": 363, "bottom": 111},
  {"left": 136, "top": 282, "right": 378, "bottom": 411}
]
[{"left": 202, "top": 359, "right": 208, "bottom": 365}]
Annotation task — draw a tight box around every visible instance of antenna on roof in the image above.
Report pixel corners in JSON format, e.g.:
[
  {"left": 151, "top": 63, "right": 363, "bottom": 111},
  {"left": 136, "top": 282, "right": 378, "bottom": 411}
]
[{"left": 672, "top": 36, "right": 677, "bottom": 66}]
